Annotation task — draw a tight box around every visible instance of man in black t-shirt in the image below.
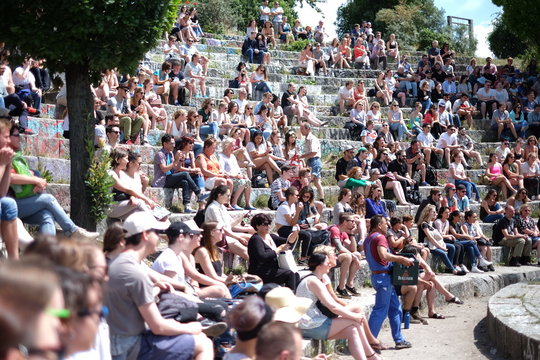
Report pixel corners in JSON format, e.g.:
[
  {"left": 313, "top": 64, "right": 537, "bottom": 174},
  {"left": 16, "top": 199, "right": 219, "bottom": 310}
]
[
  {"left": 281, "top": 83, "right": 301, "bottom": 117},
  {"left": 492, "top": 205, "right": 532, "bottom": 266},
  {"left": 388, "top": 150, "right": 415, "bottom": 193},
  {"left": 335, "top": 145, "right": 356, "bottom": 187},
  {"left": 405, "top": 140, "right": 428, "bottom": 185}
]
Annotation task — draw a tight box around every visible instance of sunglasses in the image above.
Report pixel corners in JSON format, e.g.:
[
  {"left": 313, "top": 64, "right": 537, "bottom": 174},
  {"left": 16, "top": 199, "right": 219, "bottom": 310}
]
[{"left": 77, "top": 305, "right": 109, "bottom": 319}]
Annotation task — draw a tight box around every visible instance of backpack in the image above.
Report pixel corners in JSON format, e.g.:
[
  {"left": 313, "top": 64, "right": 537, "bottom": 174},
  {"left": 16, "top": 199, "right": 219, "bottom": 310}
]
[
  {"left": 407, "top": 189, "right": 421, "bottom": 205},
  {"left": 251, "top": 172, "right": 268, "bottom": 188},
  {"left": 425, "top": 165, "right": 438, "bottom": 186}
]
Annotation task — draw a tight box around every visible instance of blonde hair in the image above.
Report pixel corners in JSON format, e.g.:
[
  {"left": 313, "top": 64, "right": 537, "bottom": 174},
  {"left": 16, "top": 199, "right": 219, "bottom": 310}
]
[{"left": 417, "top": 204, "right": 436, "bottom": 226}]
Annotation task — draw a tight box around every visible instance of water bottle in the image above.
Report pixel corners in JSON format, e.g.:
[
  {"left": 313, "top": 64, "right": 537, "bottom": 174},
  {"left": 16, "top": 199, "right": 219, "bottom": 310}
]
[{"left": 403, "top": 311, "right": 410, "bottom": 329}]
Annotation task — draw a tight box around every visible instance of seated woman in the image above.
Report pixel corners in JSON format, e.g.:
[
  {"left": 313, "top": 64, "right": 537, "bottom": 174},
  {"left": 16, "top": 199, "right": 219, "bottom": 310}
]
[
  {"left": 333, "top": 188, "right": 354, "bottom": 225},
  {"left": 227, "top": 101, "right": 251, "bottom": 145},
  {"left": 507, "top": 188, "right": 529, "bottom": 210},
  {"left": 275, "top": 187, "right": 313, "bottom": 265},
  {"left": 448, "top": 210, "right": 492, "bottom": 273},
  {"left": 298, "top": 186, "right": 327, "bottom": 230},
  {"left": 462, "top": 210, "right": 495, "bottom": 270},
  {"left": 254, "top": 104, "right": 275, "bottom": 140},
  {"left": 514, "top": 204, "right": 540, "bottom": 265},
  {"left": 194, "top": 222, "right": 228, "bottom": 284},
  {"left": 246, "top": 130, "right": 283, "bottom": 184},
  {"left": 185, "top": 110, "right": 204, "bottom": 155},
  {"left": 365, "top": 185, "right": 390, "bottom": 222},
  {"left": 142, "top": 79, "right": 169, "bottom": 128},
  {"left": 387, "top": 101, "right": 413, "bottom": 141},
  {"left": 417, "top": 205, "right": 465, "bottom": 276},
  {"left": 197, "top": 98, "right": 219, "bottom": 140},
  {"left": 204, "top": 185, "right": 253, "bottom": 260},
  {"left": 108, "top": 148, "right": 158, "bottom": 220},
  {"left": 480, "top": 189, "right": 504, "bottom": 223},
  {"left": 502, "top": 153, "right": 524, "bottom": 189},
  {"left": 261, "top": 21, "right": 277, "bottom": 48},
  {"left": 371, "top": 150, "right": 410, "bottom": 205},
  {"left": 129, "top": 87, "right": 152, "bottom": 145},
  {"left": 152, "top": 61, "right": 171, "bottom": 105},
  {"left": 218, "top": 138, "right": 256, "bottom": 211},
  {"left": 297, "top": 86, "right": 326, "bottom": 127},
  {"left": 486, "top": 153, "right": 515, "bottom": 199},
  {"left": 195, "top": 137, "right": 234, "bottom": 192},
  {"left": 296, "top": 251, "right": 382, "bottom": 360},
  {"left": 250, "top": 65, "right": 272, "bottom": 94},
  {"left": 449, "top": 151, "right": 480, "bottom": 202},
  {"left": 521, "top": 153, "right": 540, "bottom": 199},
  {"left": 247, "top": 213, "right": 299, "bottom": 290},
  {"left": 298, "top": 43, "right": 316, "bottom": 76},
  {"left": 166, "top": 109, "right": 187, "bottom": 138},
  {"left": 256, "top": 33, "right": 271, "bottom": 65},
  {"left": 434, "top": 207, "right": 466, "bottom": 273}
]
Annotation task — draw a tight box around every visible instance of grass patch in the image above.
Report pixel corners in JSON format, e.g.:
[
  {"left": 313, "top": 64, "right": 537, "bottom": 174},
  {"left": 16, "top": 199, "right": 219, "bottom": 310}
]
[{"left": 253, "top": 194, "right": 269, "bottom": 209}]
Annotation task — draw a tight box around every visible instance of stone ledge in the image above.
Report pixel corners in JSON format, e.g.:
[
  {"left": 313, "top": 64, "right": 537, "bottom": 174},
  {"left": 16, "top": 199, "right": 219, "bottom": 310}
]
[{"left": 487, "top": 280, "right": 540, "bottom": 360}]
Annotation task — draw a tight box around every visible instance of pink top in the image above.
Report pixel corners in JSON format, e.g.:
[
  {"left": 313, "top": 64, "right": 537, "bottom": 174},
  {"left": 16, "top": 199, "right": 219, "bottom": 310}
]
[{"left": 489, "top": 163, "right": 502, "bottom": 181}]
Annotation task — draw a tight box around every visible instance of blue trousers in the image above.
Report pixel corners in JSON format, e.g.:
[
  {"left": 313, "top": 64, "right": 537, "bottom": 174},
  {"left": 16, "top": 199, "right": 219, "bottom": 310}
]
[
  {"left": 421, "top": 99, "right": 432, "bottom": 114},
  {"left": 0, "top": 197, "right": 18, "bottom": 221},
  {"left": 389, "top": 122, "right": 409, "bottom": 141},
  {"left": 430, "top": 244, "right": 456, "bottom": 272},
  {"left": 164, "top": 172, "right": 200, "bottom": 205},
  {"left": 482, "top": 213, "right": 503, "bottom": 223},
  {"left": 254, "top": 81, "right": 272, "bottom": 94},
  {"left": 458, "top": 240, "right": 480, "bottom": 265},
  {"left": 452, "top": 114, "right": 461, "bottom": 127},
  {"left": 16, "top": 193, "right": 77, "bottom": 235},
  {"left": 199, "top": 122, "right": 219, "bottom": 140},
  {"left": 455, "top": 179, "right": 480, "bottom": 201},
  {"left": 244, "top": 49, "right": 264, "bottom": 64},
  {"left": 368, "top": 273, "right": 405, "bottom": 343}
]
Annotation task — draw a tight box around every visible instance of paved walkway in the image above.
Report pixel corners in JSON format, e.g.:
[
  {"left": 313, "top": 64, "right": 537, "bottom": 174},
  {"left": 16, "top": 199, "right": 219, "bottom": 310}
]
[{"left": 338, "top": 295, "right": 511, "bottom": 360}]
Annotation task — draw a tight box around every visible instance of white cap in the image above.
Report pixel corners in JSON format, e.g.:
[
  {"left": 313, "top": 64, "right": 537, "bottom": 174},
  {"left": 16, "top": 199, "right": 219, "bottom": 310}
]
[
  {"left": 265, "top": 287, "right": 312, "bottom": 323},
  {"left": 123, "top": 211, "right": 170, "bottom": 237}
]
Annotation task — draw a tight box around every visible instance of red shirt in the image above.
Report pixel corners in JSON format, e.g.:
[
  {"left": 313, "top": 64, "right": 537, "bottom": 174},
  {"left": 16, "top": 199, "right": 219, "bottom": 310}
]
[{"left": 366, "top": 232, "right": 389, "bottom": 267}]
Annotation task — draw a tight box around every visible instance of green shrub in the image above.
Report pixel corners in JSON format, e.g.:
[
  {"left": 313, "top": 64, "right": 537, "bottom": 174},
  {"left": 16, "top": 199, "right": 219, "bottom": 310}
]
[
  {"left": 85, "top": 145, "right": 114, "bottom": 223},
  {"left": 253, "top": 194, "right": 269, "bottom": 209},
  {"left": 36, "top": 163, "right": 54, "bottom": 184},
  {"left": 282, "top": 39, "right": 312, "bottom": 52}
]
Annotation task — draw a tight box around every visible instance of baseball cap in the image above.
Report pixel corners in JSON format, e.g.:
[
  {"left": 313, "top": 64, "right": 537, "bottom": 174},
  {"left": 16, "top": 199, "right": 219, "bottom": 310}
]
[
  {"left": 343, "top": 145, "right": 355, "bottom": 152},
  {"left": 165, "top": 220, "right": 202, "bottom": 240},
  {"left": 123, "top": 211, "right": 170, "bottom": 237},
  {"left": 444, "top": 183, "right": 456, "bottom": 190},
  {"left": 358, "top": 147, "right": 367, "bottom": 152},
  {"left": 438, "top": 99, "right": 446, "bottom": 107}
]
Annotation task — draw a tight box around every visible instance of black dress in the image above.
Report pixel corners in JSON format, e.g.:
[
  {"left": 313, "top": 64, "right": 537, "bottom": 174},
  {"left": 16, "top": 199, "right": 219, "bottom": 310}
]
[{"left": 247, "top": 233, "right": 299, "bottom": 290}]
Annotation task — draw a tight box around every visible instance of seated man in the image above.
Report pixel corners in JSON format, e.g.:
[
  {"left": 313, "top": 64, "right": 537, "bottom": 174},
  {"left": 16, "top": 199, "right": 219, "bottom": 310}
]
[
  {"left": 153, "top": 134, "right": 204, "bottom": 213},
  {"left": 8, "top": 125, "right": 99, "bottom": 241},
  {"left": 255, "top": 322, "right": 303, "bottom": 360},
  {"left": 107, "top": 83, "right": 143, "bottom": 144},
  {"left": 105, "top": 212, "right": 213, "bottom": 360},
  {"left": 12, "top": 57, "right": 42, "bottom": 116},
  {"left": 405, "top": 140, "right": 428, "bottom": 186},
  {"left": 269, "top": 165, "right": 294, "bottom": 210},
  {"left": 457, "top": 127, "right": 484, "bottom": 168},
  {"left": 328, "top": 214, "right": 363, "bottom": 298},
  {"left": 242, "top": 32, "right": 264, "bottom": 64},
  {"left": 0, "top": 60, "right": 32, "bottom": 133},
  {"left": 184, "top": 54, "right": 206, "bottom": 99},
  {"left": 492, "top": 205, "right": 533, "bottom": 266},
  {"left": 417, "top": 123, "right": 444, "bottom": 167}
]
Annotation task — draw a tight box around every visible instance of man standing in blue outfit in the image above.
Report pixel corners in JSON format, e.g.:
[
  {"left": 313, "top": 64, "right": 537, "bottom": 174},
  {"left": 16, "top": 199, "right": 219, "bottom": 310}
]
[{"left": 364, "top": 215, "right": 413, "bottom": 349}]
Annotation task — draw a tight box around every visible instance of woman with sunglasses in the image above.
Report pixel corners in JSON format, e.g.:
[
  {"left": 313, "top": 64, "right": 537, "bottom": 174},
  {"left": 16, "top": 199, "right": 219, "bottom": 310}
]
[
  {"left": 480, "top": 189, "right": 504, "bottom": 223},
  {"left": 248, "top": 213, "right": 299, "bottom": 290},
  {"left": 521, "top": 153, "right": 540, "bottom": 198},
  {"left": 510, "top": 103, "right": 527, "bottom": 138},
  {"left": 298, "top": 186, "right": 327, "bottom": 230},
  {"left": 250, "top": 65, "right": 272, "bottom": 94},
  {"left": 486, "top": 153, "right": 515, "bottom": 199},
  {"left": 198, "top": 98, "right": 220, "bottom": 140},
  {"left": 524, "top": 135, "right": 539, "bottom": 161},
  {"left": 247, "top": 130, "right": 283, "bottom": 184},
  {"left": 365, "top": 185, "right": 390, "bottom": 224},
  {"left": 462, "top": 210, "right": 494, "bottom": 270},
  {"left": 507, "top": 187, "right": 529, "bottom": 210},
  {"left": 502, "top": 153, "right": 524, "bottom": 189}
]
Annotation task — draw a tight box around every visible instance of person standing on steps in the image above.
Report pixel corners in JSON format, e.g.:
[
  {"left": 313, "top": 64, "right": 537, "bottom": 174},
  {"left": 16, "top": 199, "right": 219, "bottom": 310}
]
[
  {"left": 492, "top": 205, "right": 533, "bottom": 267},
  {"left": 299, "top": 121, "right": 324, "bottom": 205},
  {"left": 364, "top": 215, "right": 413, "bottom": 350}
]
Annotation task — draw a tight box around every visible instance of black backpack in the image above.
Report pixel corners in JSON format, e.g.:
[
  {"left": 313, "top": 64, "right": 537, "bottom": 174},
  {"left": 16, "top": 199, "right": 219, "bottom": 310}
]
[{"left": 425, "top": 166, "right": 438, "bottom": 186}]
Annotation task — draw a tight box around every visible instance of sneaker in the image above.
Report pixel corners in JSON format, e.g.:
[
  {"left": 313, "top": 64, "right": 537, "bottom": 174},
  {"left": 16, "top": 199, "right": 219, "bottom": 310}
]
[
  {"left": 27, "top": 107, "right": 38, "bottom": 114},
  {"left": 395, "top": 340, "right": 412, "bottom": 349},
  {"left": 200, "top": 320, "right": 228, "bottom": 337},
  {"left": 19, "top": 126, "right": 35, "bottom": 135},
  {"left": 72, "top": 228, "right": 99, "bottom": 240},
  {"left": 488, "top": 264, "right": 495, "bottom": 271},
  {"left": 471, "top": 265, "right": 484, "bottom": 273},
  {"left": 232, "top": 205, "right": 244, "bottom": 211},
  {"left": 479, "top": 257, "right": 492, "bottom": 267},
  {"left": 508, "top": 257, "right": 521, "bottom": 267},
  {"left": 197, "top": 191, "right": 210, "bottom": 202},
  {"left": 245, "top": 205, "right": 257, "bottom": 210},
  {"left": 460, "top": 265, "right": 469, "bottom": 273},
  {"left": 183, "top": 206, "right": 195, "bottom": 214},
  {"left": 335, "top": 287, "right": 352, "bottom": 299},
  {"left": 420, "top": 181, "right": 429, "bottom": 186},
  {"left": 140, "top": 135, "right": 149, "bottom": 146},
  {"left": 345, "top": 285, "right": 360, "bottom": 296}
]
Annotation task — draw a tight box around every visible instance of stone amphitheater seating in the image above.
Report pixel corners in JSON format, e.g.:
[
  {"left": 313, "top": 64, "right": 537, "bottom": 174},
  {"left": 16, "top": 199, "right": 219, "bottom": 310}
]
[{"left": 13, "top": 33, "right": 540, "bottom": 354}]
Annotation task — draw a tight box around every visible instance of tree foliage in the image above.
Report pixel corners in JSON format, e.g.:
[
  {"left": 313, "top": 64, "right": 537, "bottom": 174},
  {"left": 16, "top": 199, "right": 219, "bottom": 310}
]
[
  {"left": 492, "top": 0, "right": 540, "bottom": 49},
  {"left": 488, "top": 13, "right": 529, "bottom": 58},
  {"left": 336, "top": 0, "right": 397, "bottom": 37},
  {"left": 0, "top": 0, "right": 179, "bottom": 229}
]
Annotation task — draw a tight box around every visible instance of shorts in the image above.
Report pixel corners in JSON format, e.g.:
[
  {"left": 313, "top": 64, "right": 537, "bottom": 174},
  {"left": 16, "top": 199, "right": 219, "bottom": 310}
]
[
  {"left": 232, "top": 178, "right": 251, "bottom": 193},
  {"left": 301, "top": 317, "right": 332, "bottom": 340},
  {"left": 205, "top": 177, "right": 217, "bottom": 190},
  {"left": 137, "top": 331, "right": 195, "bottom": 360},
  {"left": 0, "top": 197, "right": 18, "bottom": 221},
  {"left": 307, "top": 157, "right": 322, "bottom": 178}
]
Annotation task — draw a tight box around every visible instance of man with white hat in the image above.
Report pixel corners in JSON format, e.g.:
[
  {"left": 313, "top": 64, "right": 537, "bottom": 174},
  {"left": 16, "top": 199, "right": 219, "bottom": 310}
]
[
  {"left": 335, "top": 145, "right": 356, "bottom": 187},
  {"left": 105, "top": 212, "right": 213, "bottom": 360}
]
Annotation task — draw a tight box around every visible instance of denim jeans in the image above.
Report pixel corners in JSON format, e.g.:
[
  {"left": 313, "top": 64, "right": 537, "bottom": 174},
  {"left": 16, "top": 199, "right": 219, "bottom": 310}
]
[
  {"left": 389, "top": 122, "right": 409, "bottom": 141},
  {"left": 254, "top": 81, "right": 272, "bottom": 94},
  {"left": 452, "top": 114, "right": 461, "bottom": 127},
  {"left": 430, "top": 245, "right": 456, "bottom": 271},
  {"left": 164, "top": 172, "right": 200, "bottom": 205},
  {"left": 3, "top": 94, "right": 29, "bottom": 128},
  {"left": 199, "top": 122, "right": 219, "bottom": 140},
  {"left": 193, "top": 143, "right": 203, "bottom": 157},
  {"left": 0, "top": 197, "right": 18, "bottom": 221},
  {"left": 245, "top": 48, "right": 264, "bottom": 64},
  {"left": 482, "top": 213, "right": 503, "bottom": 223},
  {"left": 16, "top": 193, "right": 77, "bottom": 235},
  {"left": 458, "top": 240, "right": 480, "bottom": 265},
  {"left": 421, "top": 99, "right": 432, "bottom": 113},
  {"left": 368, "top": 272, "right": 405, "bottom": 343},
  {"left": 399, "top": 81, "right": 417, "bottom": 97},
  {"left": 455, "top": 179, "right": 480, "bottom": 201}
]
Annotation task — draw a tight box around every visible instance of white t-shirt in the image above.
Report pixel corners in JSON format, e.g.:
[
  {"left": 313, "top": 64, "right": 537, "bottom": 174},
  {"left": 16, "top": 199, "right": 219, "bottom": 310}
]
[
  {"left": 218, "top": 152, "right": 241, "bottom": 176},
  {"left": 361, "top": 129, "right": 377, "bottom": 144},
  {"left": 205, "top": 200, "right": 233, "bottom": 230},
  {"left": 337, "top": 86, "right": 352, "bottom": 101},
  {"left": 246, "top": 141, "right": 267, "bottom": 157},
  {"left": 234, "top": 98, "right": 249, "bottom": 114},
  {"left": 495, "top": 146, "right": 512, "bottom": 161},
  {"left": 437, "top": 132, "right": 457, "bottom": 149},
  {"left": 276, "top": 202, "right": 295, "bottom": 226},
  {"left": 259, "top": 5, "right": 270, "bottom": 21},
  {"left": 448, "top": 162, "right": 464, "bottom": 183},
  {"left": 152, "top": 248, "right": 185, "bottom": 284},
  {"left": 521, "top": 162, "right": 539, "bottom": 176},
  {"left": 185, "top": 62, "right": 202, "bottom": 79},
  {"left": 417, "top": 131, "right": 435, "bottom": 147},
  {"left": 477, "top": 87, "right": 495, "bottom": 101}
]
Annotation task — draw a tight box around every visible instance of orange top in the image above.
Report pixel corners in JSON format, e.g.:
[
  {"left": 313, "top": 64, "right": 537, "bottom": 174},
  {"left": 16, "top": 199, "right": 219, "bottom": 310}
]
[{"left": 197, "top": 153, "right": 221, "bottom": 180}]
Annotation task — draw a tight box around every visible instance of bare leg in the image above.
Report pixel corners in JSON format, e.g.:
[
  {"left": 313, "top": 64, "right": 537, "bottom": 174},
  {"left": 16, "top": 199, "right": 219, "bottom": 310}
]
[
  {"left": 193, "top": 333, "right": 214, "bottom": 360},
  {"left": 231, "top": 183, "right": 245, "bottom": 207},
  {"left": 313, "top": 177, "right": 324, "bottom": 201},
  {"left": 337, "top": 253, "right": 352, "bottom": 289},
  {"left": 1, "top": 219, "right": 18, "bottom": 259}
]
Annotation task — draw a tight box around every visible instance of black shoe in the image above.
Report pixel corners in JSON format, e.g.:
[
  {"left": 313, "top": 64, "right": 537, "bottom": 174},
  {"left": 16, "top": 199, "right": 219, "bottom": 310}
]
[
  {"left": 488, "top": 264, "right": 495, "bottom": 271},
  {"left": 508, "top": 257, "right": 521, "bottom": 267},
  {"left": 395, "top": 340, "right": 412, "bottom": 349},
  {"left": 346, "top": 285, "right": 360, "bottom": 296},
  {"left": 336, "top": 287, "right": 351, "bottom": 299},
  {"left": 519, "top": 256, "right": 532, "bottom": 265}
]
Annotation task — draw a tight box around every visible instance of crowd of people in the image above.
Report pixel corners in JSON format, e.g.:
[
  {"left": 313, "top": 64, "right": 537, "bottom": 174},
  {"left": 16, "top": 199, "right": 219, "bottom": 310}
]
[{"left": 3, "top": 2, "right": 540, "bottom": 360}]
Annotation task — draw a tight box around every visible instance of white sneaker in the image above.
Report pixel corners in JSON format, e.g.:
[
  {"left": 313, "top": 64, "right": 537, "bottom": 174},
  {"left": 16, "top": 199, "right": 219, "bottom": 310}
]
[
  {"left": 471, "top": 265, "right": 484, "bottom": 273},
  {"left": 73, "top": 228, "right": 99, "bottom": 240},
  {"left": 460, "top": 265, "right": 469, "bottom": 273},
  {"left": 478, "top": 257, "right": 492, "bottom": 267}
]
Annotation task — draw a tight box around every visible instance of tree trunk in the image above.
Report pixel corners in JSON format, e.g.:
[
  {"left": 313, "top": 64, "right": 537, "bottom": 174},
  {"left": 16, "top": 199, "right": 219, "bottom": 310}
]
[{"left": 66, "top": 62, "right": 95, "bottom": 230}]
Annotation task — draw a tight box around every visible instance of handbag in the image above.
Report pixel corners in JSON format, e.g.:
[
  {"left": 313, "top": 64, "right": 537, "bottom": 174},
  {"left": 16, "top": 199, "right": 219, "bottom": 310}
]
[{"left": 277, "top": 236, "right": 299, "bottom": 272}]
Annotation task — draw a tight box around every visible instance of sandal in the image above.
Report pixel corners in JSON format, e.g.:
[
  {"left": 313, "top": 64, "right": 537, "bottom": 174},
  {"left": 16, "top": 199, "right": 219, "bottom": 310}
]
[
  {"left": 367, "top": 353, "right": 383, "bottom": 360},
  {"left": 446, "top": 296, "right": 464, "bottom": 305},
  {"left": 428, "top": 313, "right": 446, "bottom": 319},
  {"left": 370, "top": 341, "right": 390, "bottom": 353}
]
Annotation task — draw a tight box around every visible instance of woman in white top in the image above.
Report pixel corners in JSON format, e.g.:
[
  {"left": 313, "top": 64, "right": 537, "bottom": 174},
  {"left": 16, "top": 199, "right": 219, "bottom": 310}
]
[
  {"left": 297, "top": 86, "right": 325, "bottom": 127},
  {"left": 254, "top": 104, "right": 275, "bottom": 140},
  {"left": 107, "top": 148, "right": 156, "bottom": 220},
  {"left": 247, "top": 130, "right": 283, "bottom": 184},
  {"left": 366, "top": 101, "right": 383, "bottom": 128},
  {"left": 387, "top": 101, "right": 413, "bottom": 141},
  {"left": 493, "top": 82, "right": 512, "bottom": 110},
  {"left": 166, "top": 109, "right": 187, "bottom": 137},
  {"left": 246, "top": 19, "right": 258, "bottom": 38},
  {"left": 333, "top": 188, "right": 354, "bottom": 225},
  {"left": 298, "top": 43, "right": 316, "bottom": 76},
  {"left": 296, "top": 250, "right": 382, "bottom": 359},
  {"left": 250, "top": 65, "right": 272, "bottom": 94},
  {"left": 204, "top": 185, "right": 252, "bottom": 260},
  {"left": 216, "top": 101, "right": 233, "bottom": 137},
  {"left": 449, "top": 151, "right": 481, "bottom": 202}
]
